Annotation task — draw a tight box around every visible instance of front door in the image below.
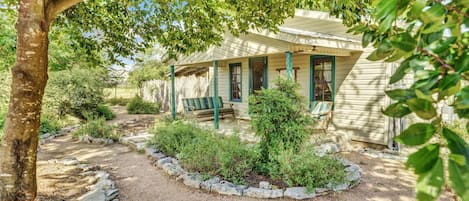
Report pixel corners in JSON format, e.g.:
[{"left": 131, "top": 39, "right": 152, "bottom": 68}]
[{"left": 249, "top": 57, "right": 267, "bottom": 94}]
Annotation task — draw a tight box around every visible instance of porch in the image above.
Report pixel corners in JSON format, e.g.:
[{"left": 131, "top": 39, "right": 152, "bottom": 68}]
[{"left": 163, "top": 9, "right": 393, "bottom": 146}]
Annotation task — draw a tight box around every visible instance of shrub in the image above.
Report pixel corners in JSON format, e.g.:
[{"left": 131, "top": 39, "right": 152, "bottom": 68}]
[
  {"left": 39, "top": 118, "right": 62, "bottom": 136},
  {"left": 74, "top": 117, "right": 118, "bottom": 140},
  {"left": 269, "top": 146, "right": 346, "bottom": 192},
  {"left": 127, "top": 96, "right": 160, "bottom": 114},
  {"left": 148, "top": 120, "right": 201, "bottom": 156},
  {"left": 44, "top": 68, "right": 108, "bottom": 119},
  {"left": 96, "top": 104, "right": 115, "bottom": 120},
  {"left": 249, "top": 78, "right": 311, "bottom": 165},
  {"left": 106, "top": 97, "right": 131, "bottom": 106},
  {"left": 149, "top": 121, "right": 257, "bottom": 184}
]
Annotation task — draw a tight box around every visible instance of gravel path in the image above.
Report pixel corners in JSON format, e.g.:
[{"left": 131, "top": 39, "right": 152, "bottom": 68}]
[{"left": 36, "top": 133, "right": 452, "bottom": 201}]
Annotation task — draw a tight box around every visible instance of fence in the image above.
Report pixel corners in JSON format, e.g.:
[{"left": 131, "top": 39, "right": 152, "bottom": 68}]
[{"left": 141, "top": 75, "right": 211, "bottom": 113}]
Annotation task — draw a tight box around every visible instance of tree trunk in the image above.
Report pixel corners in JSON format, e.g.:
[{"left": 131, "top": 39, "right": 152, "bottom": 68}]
[{"left": 0, "top": 0, "right": 50, "bottom": 200}]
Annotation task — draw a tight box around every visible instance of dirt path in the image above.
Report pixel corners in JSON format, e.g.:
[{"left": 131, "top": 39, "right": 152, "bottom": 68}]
[{"left": 37, "top": 133, "right": 444, "bottom": 201}]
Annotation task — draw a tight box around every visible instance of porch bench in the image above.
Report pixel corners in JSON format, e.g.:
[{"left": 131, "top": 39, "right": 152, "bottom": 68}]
[
  {"left": 310, "top": 101, "right": 333, "bottom": 131},
  {"left": 182, "top": 96, "right": 235, "bottom": 121}
]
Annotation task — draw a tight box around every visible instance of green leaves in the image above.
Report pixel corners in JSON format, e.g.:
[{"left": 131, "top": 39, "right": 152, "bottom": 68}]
[
  {"left": 448, "top": 158, "right": 469, "bottom": 201},
  {"left": 420, "top": 3, "right": 446, "bottom": 24},
  {"left": 456, "top": 49, "right": 469, "bottom": 73},
  {"left": 374, "top": 0, "right": 398, "bottom": 32},
  {"left": 385, "top": 89, "right": 415, "bottom": 101},
  {"left": 395, "top": 123, "right": 435, "bottom": 146},
  {"left": 443, "top": 128, "right": 469, "bottom": 165},
  {"left": 406, "top": 144, "right": 440, "bottom": 174},
  {"left": 443, "top": 128, "right": 469, "bottom": 200},
  {"left": 382, "top": 102, "right": 411, "bottom": 117},
  {"left": 438, "top": 74, "right": 461, "bottom": 98},
  {"left": 390, "top": 59, "right": 410, "bottom": 84},
  {"left": 407, "top": 98, "right": 436, "bottom": 120},
  {"left": 362, "top": 31, "right": 373, "bottom": 48},
  {"left": 391, "top": 33, "right": 417, "bottom": 52},
  {"left": 416, "top": 158, "right": 444, "bottom": 201}
]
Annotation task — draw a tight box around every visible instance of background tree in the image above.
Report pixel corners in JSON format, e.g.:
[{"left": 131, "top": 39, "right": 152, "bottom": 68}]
[
  {"left": 129, "top": 47, "right": 169, "bottom": 92},
  {"left": 0, "top": 1, "right": 297, "bottom": 200}
]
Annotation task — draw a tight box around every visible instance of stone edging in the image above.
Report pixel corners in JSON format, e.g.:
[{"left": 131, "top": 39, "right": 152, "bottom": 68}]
[
  {"left": 37, "top": 157, "right": 119, "bottom": 201},
  {"left": 140, "top": 146, "right": 361, "bottom": 200}
]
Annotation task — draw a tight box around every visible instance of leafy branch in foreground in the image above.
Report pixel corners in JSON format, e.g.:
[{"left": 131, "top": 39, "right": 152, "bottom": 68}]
[{"left": 343, "top": 0, "right": 469, "bottom": 200}]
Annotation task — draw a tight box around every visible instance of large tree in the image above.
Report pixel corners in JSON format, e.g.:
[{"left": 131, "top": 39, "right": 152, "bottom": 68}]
[{"left": 0, "top": 0, "right": 297, "bottom": 200}]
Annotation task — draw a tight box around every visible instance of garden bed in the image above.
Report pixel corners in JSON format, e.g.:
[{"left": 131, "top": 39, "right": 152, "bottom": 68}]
[{"left": 145, "top": 120, "right": 361, "bottom": 200}]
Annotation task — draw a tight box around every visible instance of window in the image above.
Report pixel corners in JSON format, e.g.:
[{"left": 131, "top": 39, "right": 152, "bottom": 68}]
[
  {"left": 311, "top": 56, "right": 334, "bottom": 101},
  {"left": 229, "top": 63, "right": 242, "bottom": 102}
]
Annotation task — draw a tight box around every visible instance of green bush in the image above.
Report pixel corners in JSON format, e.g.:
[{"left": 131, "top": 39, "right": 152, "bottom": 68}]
[
  {"left": 270, "top": 146, "right": 346, "bottom": 192},
  {"left": 44, "top": 68, "right": 108, "bottom": 119},
  {"left": 127, "top": 96, "right": 160, "bottom": 114},
  {"left": 74, "top": 117, "right": 118, "bottom": 140},
  {"left": 249, "top": 78, "right": 311, "bottom": 165},
  {"left": 96, "top": 104, "right": 115, "bottom": 120},
  {"left": 148, "top": 120, "right": 201, "bottom": 156},
  {"left": 149, "top": 121, "right": 257, "bottom": 184},
  {"left": 39, "top": 118, "right": 62, "bottom": 136},
  {"left": 106, "top": 97, "right": 131, "bottom": 106}
]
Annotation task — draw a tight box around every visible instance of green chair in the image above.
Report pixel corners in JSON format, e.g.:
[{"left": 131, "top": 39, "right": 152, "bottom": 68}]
[{"left": 310, "top": 101, "right": 333, "bottom": 131}]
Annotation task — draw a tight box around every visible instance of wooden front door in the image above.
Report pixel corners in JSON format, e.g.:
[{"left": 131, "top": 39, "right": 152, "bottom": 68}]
[{"left": 249, "top": 57, "right": 267, "bottom": 94}]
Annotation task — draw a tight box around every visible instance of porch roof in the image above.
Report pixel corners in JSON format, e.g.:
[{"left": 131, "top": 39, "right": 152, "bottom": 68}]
[{"left": 170, "top": 9, "right": 363, "bottom": 72}]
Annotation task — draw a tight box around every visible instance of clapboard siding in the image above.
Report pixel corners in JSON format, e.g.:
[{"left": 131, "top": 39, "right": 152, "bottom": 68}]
[{"left": 331, "top": 48, "right": 388, "bottom": 145}]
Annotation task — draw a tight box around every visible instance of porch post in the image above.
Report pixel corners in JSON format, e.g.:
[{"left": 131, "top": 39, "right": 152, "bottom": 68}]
[
  {"left": 286, "top": 51, "right": 293, "bottom": 80},
  {"left": 213, "top": 60, "right": 219, "bottom": 129},
  {"left": 170, "top": 64, "right": 176, "bottom": 120}
]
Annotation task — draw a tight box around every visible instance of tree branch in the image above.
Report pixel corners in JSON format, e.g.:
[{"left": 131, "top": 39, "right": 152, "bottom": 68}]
[{"left": 46, "top": 0, "right": 83, "bottom": 22}]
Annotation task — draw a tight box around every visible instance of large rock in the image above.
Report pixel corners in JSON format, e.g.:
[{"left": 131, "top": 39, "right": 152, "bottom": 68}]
[
  {"left": 149, "top": 152, "right": 166, "bottom": 162},
  {"left": 244, "top": 187, "right": 283, "bottom": 199},
  {"left": 259, "top": 181, "right": 271, "bottom": 189},
  {"left": 284, "top": 187, "right": 316, "bottom": 200},
  {"left": 315, "top": 143, "right": 340, "bottom": 157},
  {"left": 162, "top": 163, "right": 184, "bottom": 176},
  {"left": 330, "top": 183, "right": 349, "bottom": 192},
  {"left": 201, "top": 177, "right": 221, "bottom": 191},
  {"left": 211, "top": 181, "right": 245, "bottom": 196},
  {"left": 180, "top": 173, "right": 203, "bottom": 189},
  {"left": 78, "top": 189, "right": 106, "bottom": 201},
  {"left": 156, "top": 157, "right": 173, "bottom": 168},
  {"left": 345, "top": 165, "right": 361, "bottom": 183}
]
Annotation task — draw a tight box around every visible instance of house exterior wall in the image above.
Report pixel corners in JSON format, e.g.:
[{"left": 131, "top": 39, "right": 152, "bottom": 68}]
[{"left": 208, "top": 48, "right": 389, "bottom": 145}]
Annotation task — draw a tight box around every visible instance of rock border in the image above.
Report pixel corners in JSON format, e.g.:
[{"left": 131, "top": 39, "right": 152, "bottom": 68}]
[
  {"left": 38, "top": 157, "right": 119, "bottom": 201},
  {"left": 139, "top": 145, "right": 361, "bottom": 200}
]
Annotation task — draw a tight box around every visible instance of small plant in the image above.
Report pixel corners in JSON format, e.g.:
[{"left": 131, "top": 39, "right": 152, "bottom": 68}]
[
  {"left": 148, "top": 120, "right": 200, "bottom": 156},
  {"left": 249, "top": 78, "right": 311, "bottom": 166},
  {"left": 127, "top": 96, "right": 160, "bottom": 114},
  {"left": 269, "top": 146, "right": 346, "bottom": 192},
  {"left": 39, "top": 118, "right": 62, "bottom": 136},
  {"left": 74, "top": 117, "right": 118, "bottom": 140},
  {"left": 96, "top": 104, "right": 115, "bottom": 120},
  {"left": 106, "top": 97, "right": 131, "bottom": 106}
]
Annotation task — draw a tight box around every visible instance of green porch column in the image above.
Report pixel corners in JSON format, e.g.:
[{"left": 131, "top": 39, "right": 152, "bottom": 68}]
[
  {"left": 170, "top": 64, "right": 176, "bottom": 120},
  {"left": 286, "top": 51, "right": 293, "bottom": 80},
  {"left": 213, "top": 60, "right": 219, "bottom": 129}
]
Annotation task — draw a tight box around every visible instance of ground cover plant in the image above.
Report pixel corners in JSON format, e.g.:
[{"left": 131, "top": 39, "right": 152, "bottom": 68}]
[
  {"left": 127, "top": 96, "right": 160, "bottom": 114},
  {"left": 74, "top": 117, "right": 119, "bottom": 140}
]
